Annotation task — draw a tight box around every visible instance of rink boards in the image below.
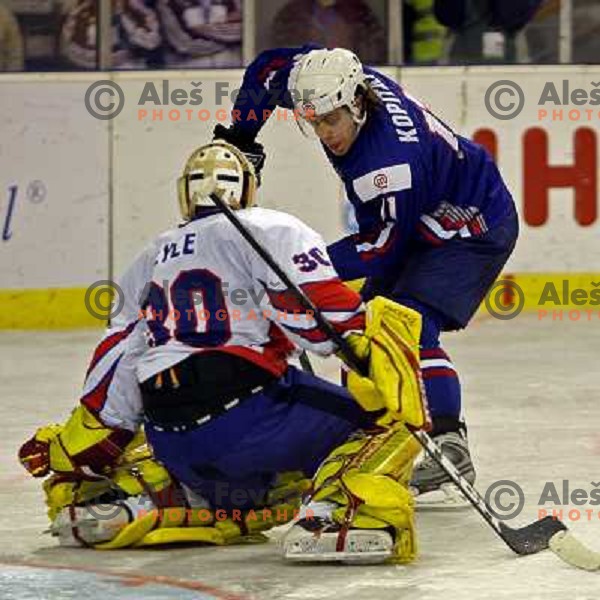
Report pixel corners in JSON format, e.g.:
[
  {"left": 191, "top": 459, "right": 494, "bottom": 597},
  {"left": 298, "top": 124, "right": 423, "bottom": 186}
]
[{"left": 0, "top": 66, "right": 599, "bottom": 327}]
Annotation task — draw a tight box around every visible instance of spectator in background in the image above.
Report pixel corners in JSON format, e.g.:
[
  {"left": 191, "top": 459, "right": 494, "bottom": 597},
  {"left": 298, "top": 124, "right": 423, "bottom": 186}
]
[
  {"left": 523, "top": 0, "right": 559, "bottom": 63},
  {"left": 59, "top": 0, "right": 81, "bottom": 11},
  {"left": 434, "top": 0, "right": 543, "bottom": 64},
  {"left": 60, "top": 0, "right": 161, "bottom": 69},
  {"left": 527, "top": 0, "right": 600, "bottom": 64},
  {"left": 572, "top": 0, "right": 600, "bottom": 63},
  {"left": 0, "top": 2, "right": 24, "bottom": 71},
  {"left": 156, "top": 0, "right": 242, "bottom": 68},
  {"left": 403, "top": 0, "right": 446, "bottom": 65},
  {"left": 268, "top": 0, "right": 386, "bottom": 65}
]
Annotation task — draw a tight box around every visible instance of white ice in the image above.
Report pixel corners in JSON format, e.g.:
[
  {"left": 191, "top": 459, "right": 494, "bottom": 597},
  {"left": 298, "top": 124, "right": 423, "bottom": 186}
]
[{"left": 1, "top": 314, "right": 599, "bottom": 599}]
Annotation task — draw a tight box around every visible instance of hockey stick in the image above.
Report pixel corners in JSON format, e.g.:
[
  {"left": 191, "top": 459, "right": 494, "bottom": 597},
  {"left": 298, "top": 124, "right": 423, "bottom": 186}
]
[
  {"left": 208, "top": 191, "right": 600, "bottom": 569},
  {"left": 298, "top": 351, "right": 315, "bottom": 374},
  {"left": 206, "top": 194, "right": 366, "bottom": 376}
]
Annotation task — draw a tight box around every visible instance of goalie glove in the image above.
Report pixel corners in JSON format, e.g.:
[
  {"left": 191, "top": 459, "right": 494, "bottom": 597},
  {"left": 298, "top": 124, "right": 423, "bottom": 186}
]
[
  {"left": 213, "top": 124, "right": 266, "bottom": 183},
  {"left": 340, "top": 297, "right": 430, "bottom": 429},
  {"left": 18, "top": 406, "right": 134, "bottom": 480},
  {"left": 18, "top": 423, "right": 63, "bottom": 478}
]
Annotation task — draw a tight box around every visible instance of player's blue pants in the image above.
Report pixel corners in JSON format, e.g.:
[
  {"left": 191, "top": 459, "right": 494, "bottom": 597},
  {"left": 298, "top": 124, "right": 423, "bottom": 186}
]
[
  {"left": 395, "top": 297, "right": 463, "bottom": 434},
  {"left": 145, "top": 366, "right": 371, "bottom": 511},
  {"left": 363, "top": 208, "right": 519, "bottom": 433}
]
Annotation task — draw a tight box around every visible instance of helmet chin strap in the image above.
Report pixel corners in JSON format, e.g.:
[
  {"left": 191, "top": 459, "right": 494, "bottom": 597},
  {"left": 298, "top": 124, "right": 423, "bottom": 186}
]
[
  {"left": 349, "top": 87, "right": 367, "bottom": 133},
  {"left": 349, "top": 102, "right": 367, "bottom": 142},
  {"left": 352, "top": 109, "right": 367, "bottom": 133}
]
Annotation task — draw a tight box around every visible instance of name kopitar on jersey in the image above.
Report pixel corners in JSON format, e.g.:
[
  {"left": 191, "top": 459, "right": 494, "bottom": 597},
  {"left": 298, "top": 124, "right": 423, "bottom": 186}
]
[{"left": 367, "top": 75, "right": 419, "bottom": 144}]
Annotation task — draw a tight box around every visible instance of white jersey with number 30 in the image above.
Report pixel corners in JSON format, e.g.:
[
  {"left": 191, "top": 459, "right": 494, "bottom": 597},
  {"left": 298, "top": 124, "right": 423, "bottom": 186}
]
[{"left": 80, "top": 207, "right": 364, "bottom": 431}]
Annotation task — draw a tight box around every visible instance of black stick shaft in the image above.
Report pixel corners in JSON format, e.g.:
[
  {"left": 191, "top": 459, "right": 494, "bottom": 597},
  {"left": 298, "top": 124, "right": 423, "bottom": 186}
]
[
  {"left": 209, "top": 191, "right": 565, "bottom": 557},
  {"left": 299, "top": 350, "right": 315, "bottom": 374}
]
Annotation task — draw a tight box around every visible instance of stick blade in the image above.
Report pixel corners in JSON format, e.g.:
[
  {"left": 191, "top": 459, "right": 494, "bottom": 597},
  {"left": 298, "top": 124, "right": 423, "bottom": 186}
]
[
  {"left": 499, "top": 516, "right": 567, "bottom": 555},
  {"left": 549, "top": 530, "right": 600, "bottom": 571}
]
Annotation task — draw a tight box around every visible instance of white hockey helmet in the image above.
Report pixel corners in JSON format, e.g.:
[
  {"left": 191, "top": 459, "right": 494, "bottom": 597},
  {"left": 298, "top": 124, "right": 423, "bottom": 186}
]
[
  {"left": 289, "top": 48, "right": 367, "bottom": 127},
  {"left": 177, "top": 140, "right": 257, "bottom": 220}
]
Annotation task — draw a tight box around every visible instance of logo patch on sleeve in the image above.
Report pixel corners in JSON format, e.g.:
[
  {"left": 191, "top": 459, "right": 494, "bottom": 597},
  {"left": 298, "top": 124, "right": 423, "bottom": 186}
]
[{"left": 353, "top": 164, "right": 412, "bottom": 202}]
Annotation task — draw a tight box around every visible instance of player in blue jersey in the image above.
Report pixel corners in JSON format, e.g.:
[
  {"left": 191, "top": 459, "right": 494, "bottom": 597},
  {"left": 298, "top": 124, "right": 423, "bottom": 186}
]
[{"left": 214, "top": 46, "right": 519, "bottom": 500}]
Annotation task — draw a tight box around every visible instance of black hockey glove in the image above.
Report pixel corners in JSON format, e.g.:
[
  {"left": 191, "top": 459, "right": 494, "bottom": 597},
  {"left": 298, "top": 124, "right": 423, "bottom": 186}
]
[{"left": 213, "top": 124, "right": 266, "bottom": 184}]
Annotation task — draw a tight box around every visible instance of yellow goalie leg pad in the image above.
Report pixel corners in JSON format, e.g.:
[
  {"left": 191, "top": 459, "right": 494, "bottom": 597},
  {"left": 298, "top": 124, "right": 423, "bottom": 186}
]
[
  {"left": 95, "top": 472, "right": 311, "bottom": 549},
  {"left": 345, "top": 296, "right": 430, "bottom": 429},
  {"left": 111, "top": 452, "right": 172, "bottom": 498},
  {"left": 43, "top": 430, "right": 172, "bottom": 523},
  {"left": 94, "top": 501, "right": 303, "bottom": 549},
  {"left": 44, "top": 476, "right": 111, "bottom": 522},
  {"left": 95, "top": 508, "right": 226, "bottom": 549},
  {"left": 311, "top": 423, "right": 422, "bottom": 563}
]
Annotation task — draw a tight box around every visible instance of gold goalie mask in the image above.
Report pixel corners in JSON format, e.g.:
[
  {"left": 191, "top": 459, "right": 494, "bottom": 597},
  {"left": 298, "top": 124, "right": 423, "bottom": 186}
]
[{"left": 177, "top": 140, "right": 258, "bottom": 221}]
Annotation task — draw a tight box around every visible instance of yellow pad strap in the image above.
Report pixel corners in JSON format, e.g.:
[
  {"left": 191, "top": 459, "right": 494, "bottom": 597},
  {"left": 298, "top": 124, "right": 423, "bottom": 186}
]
[
  {"left": 137, "top": 527, "right": 227, "bottom": 547},
  {"left": 95, "top": 511, "right": 161, "bottom": 550}
]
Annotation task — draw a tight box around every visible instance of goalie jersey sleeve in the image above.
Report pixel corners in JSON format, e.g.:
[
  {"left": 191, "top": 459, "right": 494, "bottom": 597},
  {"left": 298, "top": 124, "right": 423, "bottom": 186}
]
[
  {"left": 79, "top": 243, "right": 157, "bottom": 432},
  {"left": 245, "top": 209, "right": 365, "bottom": 355},
  {"left": 79, "top": 208, "right": 365, "bottom": 430}
]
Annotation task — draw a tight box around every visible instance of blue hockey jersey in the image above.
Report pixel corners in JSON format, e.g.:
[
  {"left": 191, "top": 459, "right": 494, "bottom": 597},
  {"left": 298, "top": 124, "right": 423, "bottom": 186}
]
[{"left": 230, "top": 46, "right": 515, "bottom": 281}]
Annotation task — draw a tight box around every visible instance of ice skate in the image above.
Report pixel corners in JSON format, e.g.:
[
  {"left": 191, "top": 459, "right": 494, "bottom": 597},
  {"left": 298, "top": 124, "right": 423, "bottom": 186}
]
[
  {"left": 282, "top": 516, "right": 394, "bottom": 564},
  {"left": 410, "top": 431, "right": 475, "bottom": 509}
]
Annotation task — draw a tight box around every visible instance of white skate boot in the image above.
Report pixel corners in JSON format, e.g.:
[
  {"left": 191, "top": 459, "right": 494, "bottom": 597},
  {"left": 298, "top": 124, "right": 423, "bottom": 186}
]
[{"left": 49, "top": 495, "right": 154, "bottom": 546}]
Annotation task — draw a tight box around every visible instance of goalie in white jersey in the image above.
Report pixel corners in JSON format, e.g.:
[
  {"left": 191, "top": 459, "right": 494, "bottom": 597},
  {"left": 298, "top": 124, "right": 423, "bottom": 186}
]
[{"left": 19, "top": 141, "right": 428, "bottom": 563}]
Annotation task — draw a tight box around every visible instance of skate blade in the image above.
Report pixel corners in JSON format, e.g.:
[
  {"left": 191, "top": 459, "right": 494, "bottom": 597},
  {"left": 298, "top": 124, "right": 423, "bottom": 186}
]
[
  {"left": 412, "top": 482, "right": 470, "bottom": 510},
  {"left": 282, "top": 530, "right": 393, "bottom": 564},
  {"left": 284, "top": 550, "right": 391, "bottom": 565}
]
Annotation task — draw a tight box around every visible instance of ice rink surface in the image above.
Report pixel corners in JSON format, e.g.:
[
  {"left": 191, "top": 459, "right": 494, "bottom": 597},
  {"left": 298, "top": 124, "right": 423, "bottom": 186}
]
[{"left": 1, "top": 314, "right": 599, "bottom": 599}]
